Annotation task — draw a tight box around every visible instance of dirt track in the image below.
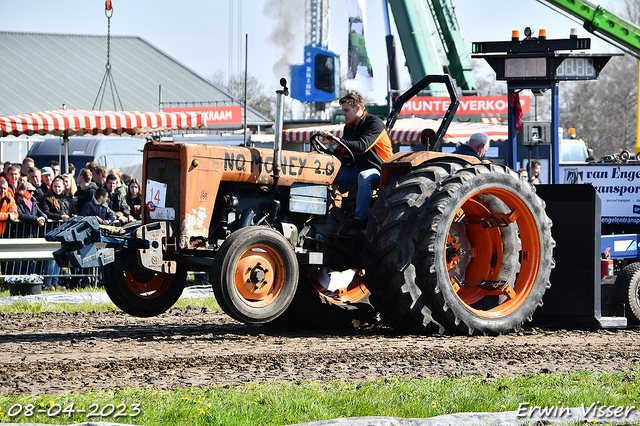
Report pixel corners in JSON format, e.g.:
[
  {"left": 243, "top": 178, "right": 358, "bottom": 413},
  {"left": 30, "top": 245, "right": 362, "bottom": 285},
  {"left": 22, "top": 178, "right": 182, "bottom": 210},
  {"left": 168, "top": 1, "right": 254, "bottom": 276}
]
[{"left": 1, "top": 307, "right": 639, "bottom": 395}]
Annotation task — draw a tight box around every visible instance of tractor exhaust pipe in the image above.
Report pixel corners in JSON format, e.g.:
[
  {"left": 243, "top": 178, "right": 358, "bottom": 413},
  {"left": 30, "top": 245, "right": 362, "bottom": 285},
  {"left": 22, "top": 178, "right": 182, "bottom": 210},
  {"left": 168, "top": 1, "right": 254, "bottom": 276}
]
[{"left": 272, "top": 78, "right": 289, "bottom": 190}]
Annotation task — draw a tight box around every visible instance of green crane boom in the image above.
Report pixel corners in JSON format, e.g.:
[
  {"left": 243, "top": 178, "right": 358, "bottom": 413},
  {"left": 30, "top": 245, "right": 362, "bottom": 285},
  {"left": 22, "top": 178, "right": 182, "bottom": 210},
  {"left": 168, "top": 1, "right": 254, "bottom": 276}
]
[
  {"left": 427, "top": 0, "right": 476, "bottom": 91},
  {"left": 387, "top": 0, "right": 443, "bottom": 84},
  {"left": 386, "top": 0, "right": 476, "bottom": 91},
  {"left": 538, "top": 0, "right": 640, "bottom": 57}
]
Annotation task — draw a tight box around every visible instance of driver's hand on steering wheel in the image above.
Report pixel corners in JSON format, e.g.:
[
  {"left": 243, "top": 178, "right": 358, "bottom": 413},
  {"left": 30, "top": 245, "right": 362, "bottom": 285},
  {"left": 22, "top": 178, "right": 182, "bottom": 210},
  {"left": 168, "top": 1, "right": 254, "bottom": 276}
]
[
  {"left": 319, "top": 132, "right": 337, "bottom": 152},
  {"left": 321, "top": 131, "right": 338, "bottom": 144}
]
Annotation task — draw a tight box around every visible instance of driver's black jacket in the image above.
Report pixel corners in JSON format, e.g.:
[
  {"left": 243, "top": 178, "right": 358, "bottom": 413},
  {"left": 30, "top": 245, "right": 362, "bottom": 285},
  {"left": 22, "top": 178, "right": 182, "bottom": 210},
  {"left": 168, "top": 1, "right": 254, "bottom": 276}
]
[{"left": 339, "top": 111, "right": 393, "bottom": 171}]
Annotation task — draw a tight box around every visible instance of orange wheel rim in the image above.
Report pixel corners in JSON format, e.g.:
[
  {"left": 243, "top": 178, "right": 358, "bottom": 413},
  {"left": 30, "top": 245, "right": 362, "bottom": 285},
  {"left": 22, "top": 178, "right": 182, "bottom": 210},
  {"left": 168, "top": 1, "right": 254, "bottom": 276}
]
[
  {"left": 307, "top": 268, "right": 369, "bottom": 305},
  {"left": 124, "top": 272, "right": 173, "bottom": 299},
  {"left": 234, "top": 244, "right": 286, "bottom": 308},
  {"left": 446, "top": 188, "right": 541, "bottom": 318}
]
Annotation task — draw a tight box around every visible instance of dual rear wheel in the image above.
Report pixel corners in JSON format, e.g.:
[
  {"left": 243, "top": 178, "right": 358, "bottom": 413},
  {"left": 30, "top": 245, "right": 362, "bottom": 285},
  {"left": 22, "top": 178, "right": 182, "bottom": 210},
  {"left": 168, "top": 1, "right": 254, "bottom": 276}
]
[{"left": 363, "top": 162, "right": 554, "bottom": 335}]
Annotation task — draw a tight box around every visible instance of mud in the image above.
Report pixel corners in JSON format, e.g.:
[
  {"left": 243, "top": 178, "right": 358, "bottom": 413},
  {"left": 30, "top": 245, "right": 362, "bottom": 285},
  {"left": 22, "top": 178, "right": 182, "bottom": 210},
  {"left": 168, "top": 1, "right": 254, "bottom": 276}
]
[{"left": 1, "top": 307, "right": 638, "bottom": 395}]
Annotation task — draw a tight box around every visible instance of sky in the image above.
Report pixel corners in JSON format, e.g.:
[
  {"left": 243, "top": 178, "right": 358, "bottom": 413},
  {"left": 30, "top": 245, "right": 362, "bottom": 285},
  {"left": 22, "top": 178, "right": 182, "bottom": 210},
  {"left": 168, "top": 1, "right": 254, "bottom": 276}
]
[{"left": 1, "top": 0, "right": 625, "bottom": 113}]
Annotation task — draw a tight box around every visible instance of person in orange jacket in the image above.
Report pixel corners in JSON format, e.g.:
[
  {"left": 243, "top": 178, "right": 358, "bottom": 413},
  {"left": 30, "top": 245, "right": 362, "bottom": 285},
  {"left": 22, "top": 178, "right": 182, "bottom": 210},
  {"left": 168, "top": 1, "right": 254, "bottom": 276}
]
[
  {"left": 5, "top": 165, "right": 21, "bottom": 200},
  {"left": 320, "top": 92, "right": 393, "bottom": 231},
  {"left": 0, "top": 178, "right": 18, "bottom": 236}
]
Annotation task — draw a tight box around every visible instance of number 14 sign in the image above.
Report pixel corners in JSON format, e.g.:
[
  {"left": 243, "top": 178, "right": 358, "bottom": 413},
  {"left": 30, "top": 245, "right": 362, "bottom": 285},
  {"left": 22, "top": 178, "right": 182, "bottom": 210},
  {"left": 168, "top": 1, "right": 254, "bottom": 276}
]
[{"left": 146, "top": 179, "right": 167, "bottom": 209}]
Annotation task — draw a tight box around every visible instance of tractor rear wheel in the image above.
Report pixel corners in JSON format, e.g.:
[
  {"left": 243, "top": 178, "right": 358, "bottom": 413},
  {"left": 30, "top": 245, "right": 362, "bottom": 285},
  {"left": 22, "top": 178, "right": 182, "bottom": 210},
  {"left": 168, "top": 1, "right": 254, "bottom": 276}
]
[
  {"left": 364, "top": 162, "right": 554, "bottom": 335},
  {"left": 102, "top": 263, "right": 187, "bottom": 317},
  {"left": 612, "top": 262, "right": 640, "bottom": 325},
  {"left": 268, "top": 267, "right": 377, "bottom": 329},
  {"left": 363, "top": 162, "right": 463, "bottom": 333},
  {"left": 212, "top": 226, "right": 298, "bottom": 324}
]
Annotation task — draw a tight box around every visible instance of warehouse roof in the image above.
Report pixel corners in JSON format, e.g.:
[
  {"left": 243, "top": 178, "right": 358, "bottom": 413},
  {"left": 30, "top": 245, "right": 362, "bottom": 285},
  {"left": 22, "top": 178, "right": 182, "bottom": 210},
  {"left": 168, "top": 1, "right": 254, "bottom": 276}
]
[{"left": 0, "top": 31, "right": 273, "bottom": 128}]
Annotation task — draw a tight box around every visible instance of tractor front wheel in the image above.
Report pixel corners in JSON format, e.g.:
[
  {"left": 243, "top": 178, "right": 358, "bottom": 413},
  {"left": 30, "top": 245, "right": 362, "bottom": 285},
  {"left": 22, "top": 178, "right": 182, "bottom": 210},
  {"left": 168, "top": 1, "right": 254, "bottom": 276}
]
[
  {"left": 212, "top": 226, "right": 299, "bottom": 324},
  {"left": 102, "top": 263, "right": 187, "bottom": 317}
]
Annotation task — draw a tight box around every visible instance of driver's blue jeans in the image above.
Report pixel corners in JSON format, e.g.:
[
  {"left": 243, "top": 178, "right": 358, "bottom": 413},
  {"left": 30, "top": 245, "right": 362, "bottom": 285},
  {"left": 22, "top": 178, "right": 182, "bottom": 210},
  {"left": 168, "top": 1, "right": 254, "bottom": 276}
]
[{"left": 333, "top": 165, "right": 380, "bottom": 221}]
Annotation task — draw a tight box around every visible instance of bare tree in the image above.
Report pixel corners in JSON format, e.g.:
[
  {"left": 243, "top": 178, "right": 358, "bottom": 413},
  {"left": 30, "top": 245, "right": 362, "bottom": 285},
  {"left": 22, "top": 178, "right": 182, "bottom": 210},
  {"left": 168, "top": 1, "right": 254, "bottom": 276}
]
[
  {"left": 471, "top": 59, "right": 507, "bottom": 95},
  {"left": 624, "top": 0, "right": 640, "bottom": 24},
  {"left": 559, "top": 56, "right": 637, "bottom": 157},
  {"left": 209, "top": 71, "right": 276, "bottom": 119},
  {"left": 559, "top": 0, "right": 639, "bottom": 158}
]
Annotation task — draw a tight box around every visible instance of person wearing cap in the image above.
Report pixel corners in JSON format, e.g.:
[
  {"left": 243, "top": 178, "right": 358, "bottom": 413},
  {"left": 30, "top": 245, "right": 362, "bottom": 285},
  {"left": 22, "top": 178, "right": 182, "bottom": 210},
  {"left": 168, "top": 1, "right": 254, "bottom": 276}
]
[{"left": 40, "top": 166, "right": 55, "bottom": 194}]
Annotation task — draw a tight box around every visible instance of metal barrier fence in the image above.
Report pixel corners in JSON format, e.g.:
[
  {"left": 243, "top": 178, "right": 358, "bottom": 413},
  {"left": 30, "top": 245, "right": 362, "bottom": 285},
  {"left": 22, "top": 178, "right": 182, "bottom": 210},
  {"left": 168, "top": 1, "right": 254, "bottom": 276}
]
[{"left": 0, "top": 220, "right": 100, "bottom": 288}]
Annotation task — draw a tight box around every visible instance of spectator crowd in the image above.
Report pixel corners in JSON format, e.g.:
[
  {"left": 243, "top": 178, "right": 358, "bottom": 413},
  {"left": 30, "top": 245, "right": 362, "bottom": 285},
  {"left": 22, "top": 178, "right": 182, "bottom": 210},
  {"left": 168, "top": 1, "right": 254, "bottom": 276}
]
[{"left": 0, "top": 157, "right": 143, "bottom": 284}]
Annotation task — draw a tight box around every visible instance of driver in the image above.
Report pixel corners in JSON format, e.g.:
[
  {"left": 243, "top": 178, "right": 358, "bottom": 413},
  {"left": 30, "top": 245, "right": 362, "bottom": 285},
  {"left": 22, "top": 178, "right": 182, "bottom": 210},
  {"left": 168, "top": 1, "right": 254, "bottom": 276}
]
[{"left": 320, "top": 92, "right": 393, "bottom": 231}]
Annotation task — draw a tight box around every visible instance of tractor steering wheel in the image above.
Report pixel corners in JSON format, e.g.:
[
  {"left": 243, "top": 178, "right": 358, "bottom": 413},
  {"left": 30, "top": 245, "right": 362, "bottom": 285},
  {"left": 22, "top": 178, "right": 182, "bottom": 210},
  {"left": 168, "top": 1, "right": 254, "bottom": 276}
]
[{"left": 310, "top": 132, "right": 355, "bottom": 167}]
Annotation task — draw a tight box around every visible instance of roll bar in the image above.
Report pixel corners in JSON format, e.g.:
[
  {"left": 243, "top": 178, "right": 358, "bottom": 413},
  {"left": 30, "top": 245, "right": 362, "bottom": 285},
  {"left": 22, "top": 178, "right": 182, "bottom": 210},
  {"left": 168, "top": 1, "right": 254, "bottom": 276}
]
[{"left": 386, "top": 74, "right": 459, "bottom": 151}]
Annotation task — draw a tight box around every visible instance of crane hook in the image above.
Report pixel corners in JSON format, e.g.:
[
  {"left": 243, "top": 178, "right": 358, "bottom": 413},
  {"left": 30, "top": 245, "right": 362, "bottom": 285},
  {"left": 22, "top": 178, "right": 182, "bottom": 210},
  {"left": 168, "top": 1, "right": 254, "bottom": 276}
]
[{"left": 105, "top": 0, "right": 113, "bottom": 18}]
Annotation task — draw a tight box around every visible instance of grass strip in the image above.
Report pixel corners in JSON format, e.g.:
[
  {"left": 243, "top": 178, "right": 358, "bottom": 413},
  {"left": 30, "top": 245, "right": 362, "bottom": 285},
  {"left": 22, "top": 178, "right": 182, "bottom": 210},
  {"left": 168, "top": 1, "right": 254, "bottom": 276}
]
[
  {"left": 0, "top": 287, "right": 221, "bottom": 314},
  {"left": 1, "top": 371, "right": 640, "bottom": 425}
]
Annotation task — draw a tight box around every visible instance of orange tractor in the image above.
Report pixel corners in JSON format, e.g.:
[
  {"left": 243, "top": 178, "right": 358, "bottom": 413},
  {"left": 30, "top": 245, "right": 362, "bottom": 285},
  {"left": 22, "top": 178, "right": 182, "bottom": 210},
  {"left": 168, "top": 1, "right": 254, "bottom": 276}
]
[{"left": 48, "top": 75, "right": 554, "bottom": 335}]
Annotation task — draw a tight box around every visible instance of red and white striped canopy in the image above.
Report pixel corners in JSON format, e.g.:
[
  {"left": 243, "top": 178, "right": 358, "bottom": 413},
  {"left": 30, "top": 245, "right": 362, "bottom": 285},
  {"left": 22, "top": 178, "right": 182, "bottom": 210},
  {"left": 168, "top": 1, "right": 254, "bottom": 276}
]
[
  {"left": 283, "top": 118, "right": 507, "bottom": 145},
  {"left": 0, "top": 109, "right": 207, "bottom": 137}
]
